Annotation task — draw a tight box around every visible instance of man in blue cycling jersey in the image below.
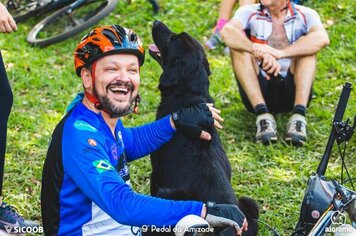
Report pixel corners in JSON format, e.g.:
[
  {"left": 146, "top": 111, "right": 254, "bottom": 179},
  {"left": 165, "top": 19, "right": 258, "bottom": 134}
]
[{"left": 41, "top": 25, "right": 248, "bottom": 235}]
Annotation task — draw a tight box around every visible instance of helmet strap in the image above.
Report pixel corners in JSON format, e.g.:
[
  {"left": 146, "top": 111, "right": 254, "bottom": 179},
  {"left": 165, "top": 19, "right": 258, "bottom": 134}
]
[
  {"left": 84, "top": 91, "right": 103, "bottom": 110},
  {"left": 133, "top": 94, "right": 141, "bottom": 114},
  {"left": 84, "top": 61, "right": 103, "bottom": 110}
]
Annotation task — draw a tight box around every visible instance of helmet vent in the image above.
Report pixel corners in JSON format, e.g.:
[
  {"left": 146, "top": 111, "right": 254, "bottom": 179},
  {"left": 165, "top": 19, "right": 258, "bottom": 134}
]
[
  {"left": 114, "top": 25, "right": 126, "bottom": 37},
  {"left": 102, "top": 29, "right": 122, "bottom": 46},
  {"left": 130, "top": 33, "right": 137, "bottom": 42}
]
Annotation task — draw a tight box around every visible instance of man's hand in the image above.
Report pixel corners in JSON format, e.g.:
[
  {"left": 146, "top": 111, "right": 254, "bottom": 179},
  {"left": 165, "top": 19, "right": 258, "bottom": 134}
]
[
  {"left": 204, "top": 202, "right": 248, "bottom": 236},
  {"left": 0, "top": 3, "right": 17, "bottom": 33},
  {"left": 260, "top": 53, "right": 281, "bottom": 79},
  {"left": 252, "top": 43, "right": 283, "bottom": 59},
  {"left": 170, "top": 103, "right": 223, "bottom": 141}
]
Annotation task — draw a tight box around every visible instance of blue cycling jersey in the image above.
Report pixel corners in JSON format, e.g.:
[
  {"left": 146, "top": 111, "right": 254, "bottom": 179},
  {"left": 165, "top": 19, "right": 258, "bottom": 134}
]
[{"left": 41, "top": 102, "right": 203, "bottom": 235}]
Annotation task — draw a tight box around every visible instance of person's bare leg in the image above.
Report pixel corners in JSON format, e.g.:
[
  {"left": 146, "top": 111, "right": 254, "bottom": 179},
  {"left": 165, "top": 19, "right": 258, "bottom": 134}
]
[
  {"left": 291, "top": 55, "right": 316, "bottom": 107},
  {"left": 231, "top": 49, "right": 277, "bottom": 144},
  {"left": 285, "top": 54, "right": 316, "bottom": 146},
  {"left": 231, "top": 49, "right": 264, "bottom": 108}
]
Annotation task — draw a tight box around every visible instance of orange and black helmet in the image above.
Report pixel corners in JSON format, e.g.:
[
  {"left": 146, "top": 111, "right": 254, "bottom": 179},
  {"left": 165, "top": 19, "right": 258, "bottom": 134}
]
[{"left": 74, "top": 25, "right": 145, "bottom": 76}]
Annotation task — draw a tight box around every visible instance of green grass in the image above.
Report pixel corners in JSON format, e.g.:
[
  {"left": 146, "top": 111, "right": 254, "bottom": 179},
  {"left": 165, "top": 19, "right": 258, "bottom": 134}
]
[{"left": 0, "top": 0, "right": 355, "bottom": 235}]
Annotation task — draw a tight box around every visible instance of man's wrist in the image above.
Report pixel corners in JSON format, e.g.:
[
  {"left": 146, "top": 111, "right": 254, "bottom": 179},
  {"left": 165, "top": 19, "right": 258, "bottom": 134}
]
[
  {"left": 201, "top": 204, "right": 207, "bottom": 218},
  {"left": 170, "top": 115, "right": 176, "bottom": 130},
  {"left": 277, "top": 49, "right": 287, "bottom": 59}
]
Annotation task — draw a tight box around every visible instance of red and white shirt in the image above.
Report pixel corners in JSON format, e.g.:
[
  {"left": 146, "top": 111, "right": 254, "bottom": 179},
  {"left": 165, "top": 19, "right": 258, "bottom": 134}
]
[{"left": 232, "top": 2, "right": 323, "bottom": 77}]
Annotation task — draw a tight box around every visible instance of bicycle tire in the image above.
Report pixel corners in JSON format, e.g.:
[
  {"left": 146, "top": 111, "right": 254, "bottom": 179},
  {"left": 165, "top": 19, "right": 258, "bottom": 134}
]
[{"left": 26, "top": 0, "right": 118, "bottom": 47}]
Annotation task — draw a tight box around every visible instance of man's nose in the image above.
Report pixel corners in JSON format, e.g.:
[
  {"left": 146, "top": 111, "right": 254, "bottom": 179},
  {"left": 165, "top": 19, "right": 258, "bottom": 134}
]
[{"left": 116, "top": 70, "right": 131, "bottom": 82}]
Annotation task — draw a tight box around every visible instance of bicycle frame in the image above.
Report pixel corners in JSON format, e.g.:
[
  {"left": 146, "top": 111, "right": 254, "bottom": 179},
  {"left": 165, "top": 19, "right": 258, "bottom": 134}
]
[{"left": 293, "top": 82, "right": 355, "bottom": 236}]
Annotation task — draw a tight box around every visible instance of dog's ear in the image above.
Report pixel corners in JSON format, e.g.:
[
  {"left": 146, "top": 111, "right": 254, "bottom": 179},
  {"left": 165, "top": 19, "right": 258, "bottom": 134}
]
[{"left": 186, "top": 65, "right": 210, "bottom": 95}]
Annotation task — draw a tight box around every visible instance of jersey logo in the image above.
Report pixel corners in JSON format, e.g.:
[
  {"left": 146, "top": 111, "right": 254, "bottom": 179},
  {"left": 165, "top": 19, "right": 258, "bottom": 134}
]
[
  {"left": 73, "top": 120, "right": 97, "bottom": 132},
  {"left": 93, "top": 160, "right": 114, "bottom": 173},
  {"left": 88, "top": 139, "right": 97, "bottom": 147}
]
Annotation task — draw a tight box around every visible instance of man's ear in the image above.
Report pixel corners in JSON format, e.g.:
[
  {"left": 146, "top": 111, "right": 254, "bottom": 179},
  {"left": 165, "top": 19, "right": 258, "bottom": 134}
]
[{"left": 81, "top": 67, "right": 92, "bottom": 90}]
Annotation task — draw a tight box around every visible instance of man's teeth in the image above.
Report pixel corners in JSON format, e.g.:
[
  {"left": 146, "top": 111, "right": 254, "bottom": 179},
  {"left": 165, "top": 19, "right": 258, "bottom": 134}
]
[{"left": 110, "top": 87, "right": 129, "bottom": 94}]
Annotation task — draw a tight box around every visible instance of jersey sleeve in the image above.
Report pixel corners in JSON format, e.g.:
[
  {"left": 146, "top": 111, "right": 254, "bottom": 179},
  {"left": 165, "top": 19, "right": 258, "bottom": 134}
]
[
  {"left": 232, "top": 4, "right": 257, "bottom": 29},
  {"left": 62, "top": 123, "right": 201, "bottom": 227},
  {"left": 303, "top": 7, "right": 323, "bottom": 32},
  {"left": 121, "top": 115, "right": 175, "bottom": 161}
]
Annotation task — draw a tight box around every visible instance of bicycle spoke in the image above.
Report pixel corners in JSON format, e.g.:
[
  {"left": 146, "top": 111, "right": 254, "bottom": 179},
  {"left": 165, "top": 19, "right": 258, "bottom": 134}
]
[{"left": 66, "top": 13, "right": 83, "bottom": 28}]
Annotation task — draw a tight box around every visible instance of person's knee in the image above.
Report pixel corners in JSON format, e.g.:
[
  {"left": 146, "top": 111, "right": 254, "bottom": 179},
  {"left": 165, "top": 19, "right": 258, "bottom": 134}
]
[
  {"left": 290, "top": 54, "right": 317, "bottom": 74},
  {"left": 230, "top": 50, "right": 257, "bottom": 72}
]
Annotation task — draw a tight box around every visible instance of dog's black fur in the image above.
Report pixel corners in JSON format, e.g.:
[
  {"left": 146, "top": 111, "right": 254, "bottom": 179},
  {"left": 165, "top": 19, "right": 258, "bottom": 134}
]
[{"left": 149, "top": 21, "right": 259, "bottom": 236}]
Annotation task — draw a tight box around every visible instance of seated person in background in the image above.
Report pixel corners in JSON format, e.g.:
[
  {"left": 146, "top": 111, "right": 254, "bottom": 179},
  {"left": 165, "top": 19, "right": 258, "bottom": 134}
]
[{"left": 220, "top": 0, "right": 329, "bottom": 146}]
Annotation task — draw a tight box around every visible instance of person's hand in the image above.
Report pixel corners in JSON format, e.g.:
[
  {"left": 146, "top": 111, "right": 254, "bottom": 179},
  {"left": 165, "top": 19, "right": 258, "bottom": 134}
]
[
  {"left": 170, "top": 103, "right": 223, "bottom": 141},
  {"left": 0, "top": 3, "right": 17, "bottom": 33},
  {"left": 252, "top": 43, "right": 283, "bottom": 59},
  {"left": 204, "top": 202, "right": 248, "bottom": 236},
  {"left": 260, "top": 53, "right": 281, "bottom": 80}
]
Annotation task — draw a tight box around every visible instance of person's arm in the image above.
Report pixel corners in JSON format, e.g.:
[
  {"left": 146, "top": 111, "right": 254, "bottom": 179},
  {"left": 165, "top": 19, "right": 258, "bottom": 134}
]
[
  {"left": 281, "top": 7, "right": 330, "bottom": 58},
  {"left": 220, "top": 5, "right": 256, "bottom": 53},
  {"left": 62, "top": 128, "right": 204, "bottom": 227},
  {"left": 278, "top": 25, "right": 329, "bottom": 58},
  {"left": 123, "top": 104, "right": 222, "bottom": 161},
  {"left": 220, "top": 19, "right": 254, "bottom": 53},
  {"left": 0, "top": 3, "right": 17, "bottom": 33},
  {"left": 252, "top": 25, "right": 329, "bottom": 59},
  {"left": 121, "top": 115, "right": 175, "bottom": 161}
]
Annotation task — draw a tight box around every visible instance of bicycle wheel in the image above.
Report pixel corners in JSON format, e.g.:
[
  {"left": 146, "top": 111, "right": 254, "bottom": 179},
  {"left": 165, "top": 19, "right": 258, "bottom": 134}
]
[{"left": 26, "top": 0, "right": 118, "bottom": 47}]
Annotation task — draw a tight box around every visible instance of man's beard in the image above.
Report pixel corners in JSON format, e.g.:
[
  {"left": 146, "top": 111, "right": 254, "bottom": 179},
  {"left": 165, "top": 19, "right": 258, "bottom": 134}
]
[{"left": 95, "top": 82, "right": 135, "bottom": 117}]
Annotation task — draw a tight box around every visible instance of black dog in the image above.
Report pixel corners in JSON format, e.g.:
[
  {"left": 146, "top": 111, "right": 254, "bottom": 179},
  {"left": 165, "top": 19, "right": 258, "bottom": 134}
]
[{"left": 149, "top": 21, "right": 259, "bottom": 236}]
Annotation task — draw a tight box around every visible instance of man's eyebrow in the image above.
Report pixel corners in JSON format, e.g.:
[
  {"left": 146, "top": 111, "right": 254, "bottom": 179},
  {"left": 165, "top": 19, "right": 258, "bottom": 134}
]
[
  {"left": 127, "top": 62, "right": 139, "bottom": 67},
  {"left": 106, "top": 61, "right": 138, "bottom": 67}
]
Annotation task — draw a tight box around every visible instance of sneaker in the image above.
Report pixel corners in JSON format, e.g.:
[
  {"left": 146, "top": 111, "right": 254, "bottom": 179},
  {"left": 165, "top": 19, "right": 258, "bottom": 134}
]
[
  {"left": 204, "top": 28, "right": 222, "bottom": 50},
  {"left": 255, "top": 113, "right": 278, "bottom": 144},
  {"left": 285, "top": 114, "right": 307, "bottom": 146},
  {"left": 0, "top": 202, "right": 39, "bottom": 231}
]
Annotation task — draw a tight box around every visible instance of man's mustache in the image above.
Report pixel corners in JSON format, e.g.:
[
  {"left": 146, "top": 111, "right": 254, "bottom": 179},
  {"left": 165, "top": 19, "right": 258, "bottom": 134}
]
[{"left": 106, "top": 81, "right": 134, "bottom": 92}]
